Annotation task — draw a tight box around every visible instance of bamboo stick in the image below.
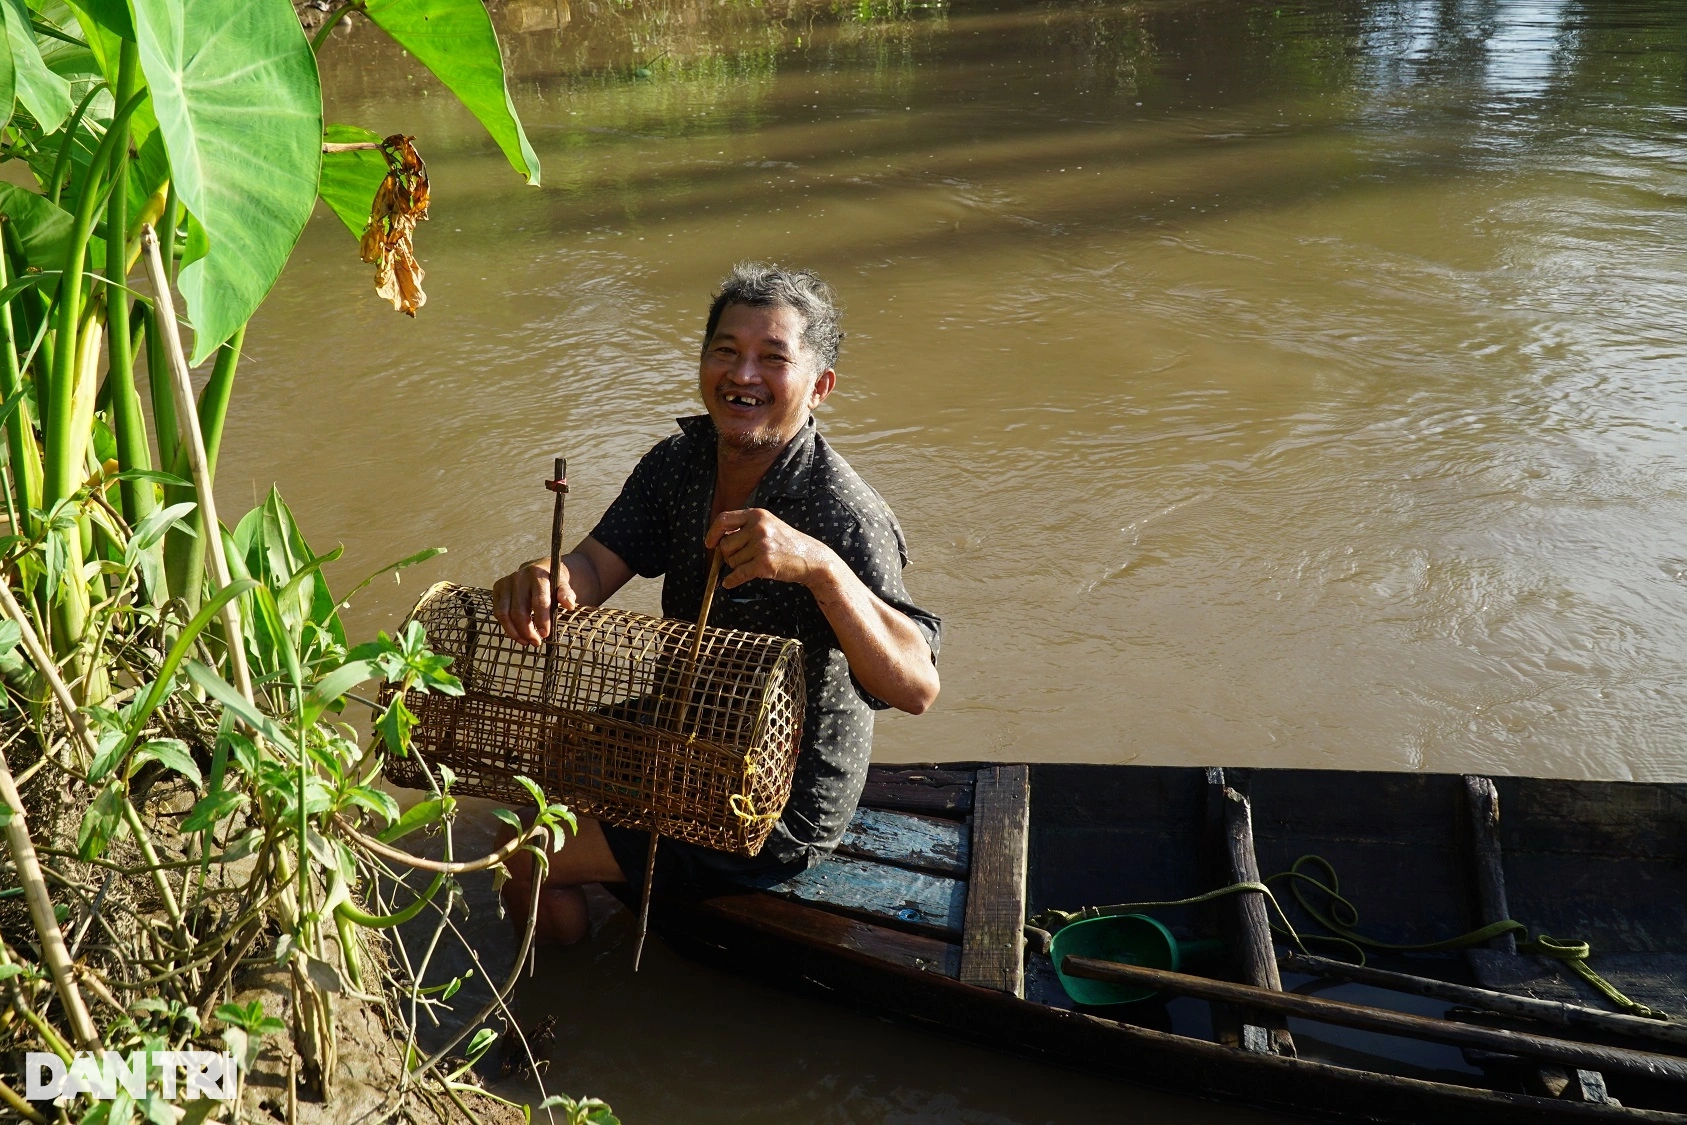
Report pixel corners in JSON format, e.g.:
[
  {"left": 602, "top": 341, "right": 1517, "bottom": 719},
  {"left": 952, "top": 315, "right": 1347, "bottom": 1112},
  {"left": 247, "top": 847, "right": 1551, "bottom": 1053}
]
[
  {"left": 0, "top": 763, "right": 97, "bottom": 1049},
  {"left": 540, "top": 458, "right": 566, "bottom": 704},
  {"left": 1061, "top": 955, "right": 1687, "bottom": 1085},
  {"left": 138, "top": 226, "right": 255, "bottom": 706},
  {"left": 0, "top": 578, "right": 96, "bottom": 761},
  {"left": 1279, "top": 952, "right": 1687, "bottom": 1051}
]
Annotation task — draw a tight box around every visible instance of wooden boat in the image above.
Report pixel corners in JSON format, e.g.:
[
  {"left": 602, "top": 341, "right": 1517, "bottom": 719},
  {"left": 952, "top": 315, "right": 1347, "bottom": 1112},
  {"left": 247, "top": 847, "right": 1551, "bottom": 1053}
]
[{"left": 653, "top": 763, "right": 1687, "bottom": 1122}]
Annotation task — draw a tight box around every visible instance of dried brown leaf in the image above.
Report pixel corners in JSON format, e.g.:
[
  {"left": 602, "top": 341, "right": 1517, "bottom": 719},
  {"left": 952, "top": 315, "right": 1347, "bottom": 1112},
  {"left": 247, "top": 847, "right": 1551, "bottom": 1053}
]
[{"left": 362, "top": 135, "right": 430, "bottom": 316}]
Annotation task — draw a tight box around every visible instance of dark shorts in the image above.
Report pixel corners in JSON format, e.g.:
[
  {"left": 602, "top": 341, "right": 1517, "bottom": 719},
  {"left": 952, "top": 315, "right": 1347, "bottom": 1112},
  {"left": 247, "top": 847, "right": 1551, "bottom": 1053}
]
[{"left": 598, "top": 821, "right": 816, "bottom": 911}]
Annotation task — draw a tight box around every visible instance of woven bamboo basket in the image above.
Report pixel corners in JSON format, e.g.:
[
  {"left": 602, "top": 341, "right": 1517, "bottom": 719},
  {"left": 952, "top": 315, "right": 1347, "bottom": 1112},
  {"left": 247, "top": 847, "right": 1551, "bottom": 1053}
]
[{"left": 383, "top": 582, "right": 805, "bottom": 858}]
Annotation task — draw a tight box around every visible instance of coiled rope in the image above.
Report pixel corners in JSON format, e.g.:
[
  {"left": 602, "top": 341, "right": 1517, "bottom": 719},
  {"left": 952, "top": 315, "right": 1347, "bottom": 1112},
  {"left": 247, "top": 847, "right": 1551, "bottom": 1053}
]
[{"left": 1027, "top": 854, "right": 1669, "bottom": 1021}]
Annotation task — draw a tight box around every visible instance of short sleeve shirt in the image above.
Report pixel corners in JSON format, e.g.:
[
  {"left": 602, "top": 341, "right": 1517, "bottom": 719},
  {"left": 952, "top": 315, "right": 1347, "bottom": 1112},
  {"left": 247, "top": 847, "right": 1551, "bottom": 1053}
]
[{"left": 590, "top": 414, "right": 941, "bottom": 868}]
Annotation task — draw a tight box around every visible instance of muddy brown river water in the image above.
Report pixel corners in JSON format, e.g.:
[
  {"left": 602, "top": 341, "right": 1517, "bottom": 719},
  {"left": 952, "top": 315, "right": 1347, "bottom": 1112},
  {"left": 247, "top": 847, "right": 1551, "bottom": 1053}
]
[{"left": 220, "top": 0, "right": 1687, "bottom": 1119}]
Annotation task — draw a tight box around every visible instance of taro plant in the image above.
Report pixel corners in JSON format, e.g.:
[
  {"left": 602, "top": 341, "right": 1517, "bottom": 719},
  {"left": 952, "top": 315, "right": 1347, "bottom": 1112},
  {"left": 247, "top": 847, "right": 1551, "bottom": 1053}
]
[{"left": 0, "top": 0, "right": 608, "bottom": 1120}]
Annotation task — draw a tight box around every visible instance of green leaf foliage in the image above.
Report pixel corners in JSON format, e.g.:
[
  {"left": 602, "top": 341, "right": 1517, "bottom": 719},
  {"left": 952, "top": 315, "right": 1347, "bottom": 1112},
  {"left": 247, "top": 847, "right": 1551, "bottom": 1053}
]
[
  {"left": 214, "top": 999, "right": 286, "bottom": 1035},
  {"left": 127, "top": 499, "right": 195, "bottom": 556},
  {"left": 0, "top": 180, "right": 99, "bottom": 271},
  {"left": 123, "top": 126, "right": 171, "bottom": 229},
  {"left": 536, "top": 1096, "right": 621, "bottom": 1125},
  {"left": 361, "top": 0, "right": 538, "bottom": 185},
  {"left": 344, "top": 784, "right": 399, "bottom": 826},
  {"left": 374, "top": 795, "right": 453, "bottom": 843},
  {"left": 131, "top": 0, "right": 322, "bottom": 362},
  {"left": 77, "top": 780, "right": 126, "bottom": 859},
  {"left": 133, "top": 737, "right": 202, "bottom": 787},
  {"left": 67, "top": 0, "right": 137, "bottom": 43},
  {"left": 233, "top": 487, "right": 347, "bottom": 660},
  {"left": 183, "top": 660, "right": 297, "bottom": 752},
  {"left": 375, "top": 694, "right": 415, "bottom": 757},
  {"left": 0, "top": 11, "right": 16, "bottom": 135},
  {"left": 2, "top": 0, "right": 72, "bottom": 133},
  {"left": 301, "top": 657, "right": 377, "bottom": 726},
  {"left": 181, "top": 786, "right": 245, "bottom": 833},
  {"left": 319, "top": 123, "right": 387, "bottom": 238}
]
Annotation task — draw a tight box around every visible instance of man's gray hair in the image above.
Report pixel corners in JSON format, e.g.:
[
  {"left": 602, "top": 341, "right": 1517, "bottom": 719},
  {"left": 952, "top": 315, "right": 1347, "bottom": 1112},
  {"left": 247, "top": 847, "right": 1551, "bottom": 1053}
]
[{"left": 703, "top": 262, "right": 843, "bottom": 372}]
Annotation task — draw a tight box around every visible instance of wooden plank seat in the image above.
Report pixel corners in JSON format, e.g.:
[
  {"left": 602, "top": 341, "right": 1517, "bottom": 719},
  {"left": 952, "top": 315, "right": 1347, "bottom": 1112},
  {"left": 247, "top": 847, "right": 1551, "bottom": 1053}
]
[
  {"left": 839, "top": 807, "right": 970, "bottom": 876},
  {"left": 756, "top": 853, "right": 968, "bottom": 933},
  {"left": 721, "top": 764, "right": 1033, "bottom": 996},
  {"left": 860, "top": 767, "right": 975, "bottom": 815}
]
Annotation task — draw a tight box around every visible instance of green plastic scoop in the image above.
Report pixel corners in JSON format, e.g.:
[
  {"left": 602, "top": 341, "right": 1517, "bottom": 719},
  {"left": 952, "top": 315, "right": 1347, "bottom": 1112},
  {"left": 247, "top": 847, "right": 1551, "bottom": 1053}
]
[{"left": 1050, "top": 913, "right": 1224, "bottom": 1006}]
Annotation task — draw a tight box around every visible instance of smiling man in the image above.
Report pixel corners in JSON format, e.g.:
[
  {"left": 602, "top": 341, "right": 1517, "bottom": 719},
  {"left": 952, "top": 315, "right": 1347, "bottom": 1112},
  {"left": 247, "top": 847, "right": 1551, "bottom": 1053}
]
[{"left": 493, "top": 264, "right": 942, "bottom": 944}]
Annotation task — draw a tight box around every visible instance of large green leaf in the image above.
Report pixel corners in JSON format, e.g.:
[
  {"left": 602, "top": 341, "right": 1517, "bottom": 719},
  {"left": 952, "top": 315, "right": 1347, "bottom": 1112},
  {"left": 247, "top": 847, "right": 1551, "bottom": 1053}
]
[
  {"left": 64, "top": 0, "right": 136, "bottom": 45},
  {"left": 318, "top": 123, "right": 386, "bottom": 239},
  {"left": 132, "top": 0, "right": 322, "bottom": 364},
  {"left": 0, "top": 16, "right": 14, "bottom": 135},
  {"left": 0, "top": 181, "right": 103, "bottom": 270},
  {"left": 53, "top": 1, "right": 124, "bottom": 87},
  {"left": 361, "top": 0, "right": 538, "bottom": 185},
  {"left": 3, "top": 0, "right": 71, "bottom": 132}
]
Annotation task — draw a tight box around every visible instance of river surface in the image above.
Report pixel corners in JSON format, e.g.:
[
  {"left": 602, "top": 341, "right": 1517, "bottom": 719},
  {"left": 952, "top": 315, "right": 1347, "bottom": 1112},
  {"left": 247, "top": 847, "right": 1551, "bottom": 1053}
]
[{"left": 222, "top": 0, "right": 1687, "bottom": 1119}]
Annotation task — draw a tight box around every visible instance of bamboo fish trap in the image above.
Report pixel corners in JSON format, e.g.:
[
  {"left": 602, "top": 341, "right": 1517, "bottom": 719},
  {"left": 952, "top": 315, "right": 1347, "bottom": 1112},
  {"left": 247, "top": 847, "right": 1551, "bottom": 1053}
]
[
  {"left": 382, "top": 580, "right": 805, "bottom": 857},
  {"left": 382, "top": 458, "right": 805, "bottom": 964}
]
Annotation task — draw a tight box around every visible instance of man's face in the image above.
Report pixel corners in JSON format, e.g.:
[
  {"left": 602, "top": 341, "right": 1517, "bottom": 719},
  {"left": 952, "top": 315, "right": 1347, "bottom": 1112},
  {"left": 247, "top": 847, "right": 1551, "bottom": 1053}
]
[{"left": 699, "top": 302, "right": 834, "bottom": 454}]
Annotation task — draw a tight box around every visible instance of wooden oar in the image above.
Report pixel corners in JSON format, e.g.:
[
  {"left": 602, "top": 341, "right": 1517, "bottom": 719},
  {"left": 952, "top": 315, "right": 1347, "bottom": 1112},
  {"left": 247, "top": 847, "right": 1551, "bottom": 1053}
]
[
  {"left": 1281, "top": 952, "right": 1687, "bottom": 1052},
  {"left": 1061, "top": 955, "right": 1687, "bottom": 1085}
]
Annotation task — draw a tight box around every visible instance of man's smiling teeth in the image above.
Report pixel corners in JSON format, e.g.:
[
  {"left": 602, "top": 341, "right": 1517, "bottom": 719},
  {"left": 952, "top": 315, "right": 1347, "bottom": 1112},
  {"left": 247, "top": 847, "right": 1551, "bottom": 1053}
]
[{"left": 724, "top": 392, "right": 765, "bottom": 406}]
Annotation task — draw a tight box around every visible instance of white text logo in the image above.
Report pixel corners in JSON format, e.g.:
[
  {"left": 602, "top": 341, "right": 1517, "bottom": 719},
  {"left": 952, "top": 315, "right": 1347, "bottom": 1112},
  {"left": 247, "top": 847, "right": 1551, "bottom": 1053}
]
[{"left": 24, "top": 1052, "right": 237, "bottom": 1102}]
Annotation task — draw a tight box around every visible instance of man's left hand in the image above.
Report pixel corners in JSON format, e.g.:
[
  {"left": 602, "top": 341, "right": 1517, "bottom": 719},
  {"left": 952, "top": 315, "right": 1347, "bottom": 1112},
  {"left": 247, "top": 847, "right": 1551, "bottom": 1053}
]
[{"left": 705, "top": 509, "right": 837, "bottom": 590}]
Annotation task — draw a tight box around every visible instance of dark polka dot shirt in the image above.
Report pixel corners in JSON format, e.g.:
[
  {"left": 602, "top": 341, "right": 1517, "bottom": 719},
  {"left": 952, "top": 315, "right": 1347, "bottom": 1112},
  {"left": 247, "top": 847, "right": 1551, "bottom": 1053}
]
[{"left": 590, "top": 414, "right": 942, "bottom": 868}]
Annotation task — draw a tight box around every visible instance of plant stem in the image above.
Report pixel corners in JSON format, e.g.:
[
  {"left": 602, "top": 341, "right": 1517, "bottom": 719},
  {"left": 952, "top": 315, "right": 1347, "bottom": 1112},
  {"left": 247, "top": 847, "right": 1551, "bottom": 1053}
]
[
  {"left": 119, "top": 798, "right": 189, "bottom": 942},
  {"left": 0, "top": 1075, "right": 49, "bottom": 1125},
  {"left": 105, "top": 41, "right": 154, "bottom": 530},
  {"left": 0, "top": 223, "right": 41, "bottom": 528},
  {"left": 139, "top": 302, "right": 179, "bottom": 477},
  {"left": 1, "top": 221, "right": 53, "bottom": 390},
  {"left": 311, "top": 2, "right": 364, "bottom": 51},
  {"left": 46, "top": 84, "right": 106, "bottom": 208},
  {"left": 197, "top": 323, "right": 244, "bottom": 478},
  {"left": 42, "top": 87, "right": 147, "bottom": 510},
  {"left": 139, "top": 226, "right": 255, "bottom": 707},
  {"left": 334, "top": 872, "right": 446, "bottom": 928},
  {"left": 338, "top": 817, "right": 542, "bottom": 874},
  {"left": 167, "top": 324, "right": 245, "bottom": 605},
  {"left": 159, "top": 184, "right": 181, "bottom": 288}
]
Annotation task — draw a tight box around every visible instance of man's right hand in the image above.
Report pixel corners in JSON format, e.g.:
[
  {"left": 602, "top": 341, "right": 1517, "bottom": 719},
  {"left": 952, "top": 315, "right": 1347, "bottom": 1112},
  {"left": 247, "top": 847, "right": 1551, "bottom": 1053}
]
[{"left": 493, "top": 561, "right": 578, "bottom": 645}]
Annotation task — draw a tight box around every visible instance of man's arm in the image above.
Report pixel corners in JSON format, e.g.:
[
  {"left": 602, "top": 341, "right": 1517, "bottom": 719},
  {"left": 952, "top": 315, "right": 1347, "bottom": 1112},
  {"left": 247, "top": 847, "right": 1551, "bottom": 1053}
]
[
  {"left": 705, "top": 509, "right": 940, "bottom": 715},
  {"left": 492, "top": 535, "right": 634, "bottom": 645}
]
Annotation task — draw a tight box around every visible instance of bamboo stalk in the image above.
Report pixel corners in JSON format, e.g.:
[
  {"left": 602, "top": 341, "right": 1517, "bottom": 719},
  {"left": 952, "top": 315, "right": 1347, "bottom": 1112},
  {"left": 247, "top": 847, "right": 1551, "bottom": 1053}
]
[
  {"left": 138, "top": 225, "right": 255, "bottom": 707},
  {"left": 1061, "top": 955, "right": 1687, "bottom": 1085},
  {"left": 0, "top": 574, "right": 97, "bottom": 762},
  {"left": 0, "top": 1074, "right": 49, "bottom": 1124},
  {"left": 0, "top": 739, "right": 98, "bottom": 1048},
  {"left": 540, "top": 457, "right": 566, "bottom": 704},
  {"left": 1279, "top": 952, "right": 1687, "bottom": 1051}
]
